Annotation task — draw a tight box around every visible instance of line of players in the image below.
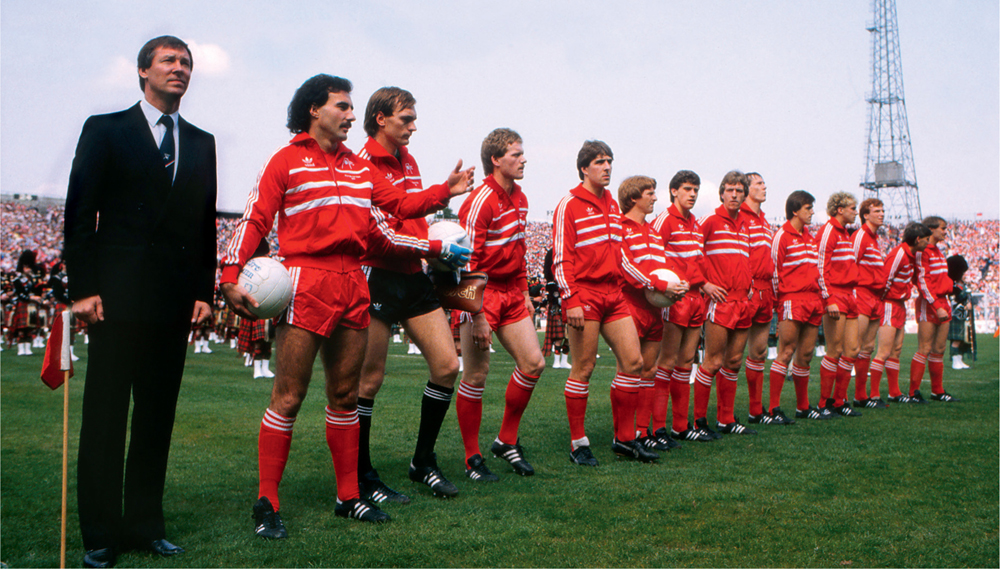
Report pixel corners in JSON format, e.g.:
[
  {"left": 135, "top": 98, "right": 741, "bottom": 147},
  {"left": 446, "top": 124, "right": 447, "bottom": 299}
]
[{"left": 218, "top": 75, "right": 959, "bottom": 537}]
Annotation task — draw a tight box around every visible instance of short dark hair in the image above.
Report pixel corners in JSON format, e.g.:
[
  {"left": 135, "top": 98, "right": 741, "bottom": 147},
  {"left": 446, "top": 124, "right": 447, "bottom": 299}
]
[
  {"left": 286, "top": 74, "right": 353, "bottom": 134},
  {"left": 481, "top": 128, "right": 522, "bottom": 175},
  {"left": 785, "top": 190, "right": 815, "bottom": 220},
  {"left": 137, "top": 36, "right": 192, "bottom": 92},
  {"left": 617, "top": 175, "right": 656, "bottom": 213},
  {"left": 364, "top": 86, "right": 416, "bottom": 138},
  {"left": 902, "top": 221, "right": 932, "bottom": 245},
  {"left": 922, "top": 215, "right": 947, "bottom": 229},
  {"left": 576, "top": 140, "right": 613, "bottom": 180},
  {"left": 718, "top": 170, "right": 748, "bottom": 199},
  {"left": 859, "top": 198, "right": 883, "bottom": 224},
  {"left": 667, "top": 170, "right": 700, "bottom": 203}
]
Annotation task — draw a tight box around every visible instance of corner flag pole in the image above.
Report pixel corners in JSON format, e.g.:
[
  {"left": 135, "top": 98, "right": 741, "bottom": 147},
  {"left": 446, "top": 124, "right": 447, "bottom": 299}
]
[
  {"left": 40, "top": 308, "right": 74, "bottom": 568},
  {"left": 60, "top": 367, "right": 69, "bottom": 569}
]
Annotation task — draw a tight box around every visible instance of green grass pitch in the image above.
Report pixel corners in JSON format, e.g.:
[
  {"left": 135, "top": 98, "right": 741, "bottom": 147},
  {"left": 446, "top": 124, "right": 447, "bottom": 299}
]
[{"left": 2, "top": 333, "right": 997, "bottom": 567}]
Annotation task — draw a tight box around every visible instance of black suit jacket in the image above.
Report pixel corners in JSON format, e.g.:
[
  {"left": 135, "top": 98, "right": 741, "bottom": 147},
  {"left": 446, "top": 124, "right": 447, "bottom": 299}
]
[{"left": 64, "top": 103, "right": 217, "bottom": 323}]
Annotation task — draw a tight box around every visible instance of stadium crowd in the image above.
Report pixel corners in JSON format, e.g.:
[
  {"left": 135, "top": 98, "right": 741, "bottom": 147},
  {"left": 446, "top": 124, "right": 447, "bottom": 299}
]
[{"left": 2, "top": 200, "right": 998, "bottom": 333}]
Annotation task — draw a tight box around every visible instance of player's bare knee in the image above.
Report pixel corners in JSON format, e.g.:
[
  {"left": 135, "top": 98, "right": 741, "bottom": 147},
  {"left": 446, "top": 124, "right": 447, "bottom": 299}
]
[
  {"left": 621, "top": 355, "right": 643, "bottom": 376},
  {"left": 326, "top": 384, "right": 358, "bottom": 410},
  {"left": 429, "top": 355, "right": 460, "bottom": 385},
  {"left": 270, "top": 388, "right": 306, "bottom": 418},
  {"left": 573, "top": 361, "right": 596, "bottom": 381},
  {"left": 524, "top": 355, "right": 546, "bottom": 378}
]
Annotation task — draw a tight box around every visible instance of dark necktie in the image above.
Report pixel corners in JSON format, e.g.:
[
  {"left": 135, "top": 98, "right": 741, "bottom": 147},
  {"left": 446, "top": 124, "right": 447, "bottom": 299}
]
[{"left": 158, "top": 114, "right": 175, "bottom": 183}]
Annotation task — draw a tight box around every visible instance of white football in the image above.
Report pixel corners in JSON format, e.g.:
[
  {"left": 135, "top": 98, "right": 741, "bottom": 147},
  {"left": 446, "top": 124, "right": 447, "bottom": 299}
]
[
  {"left": 645, "top": 268, "right": 681, "bottom": 308},
  {"left": 238, "top": 257, "right": 293, "bottom": 319},
  {"left": 427, "top": 220, "right": 471, "bottom": 272}
]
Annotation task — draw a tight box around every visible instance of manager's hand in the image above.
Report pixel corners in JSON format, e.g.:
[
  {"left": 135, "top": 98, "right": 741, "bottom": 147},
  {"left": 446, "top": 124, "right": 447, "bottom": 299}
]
[
  {"left": 72, "top": 295, "right": 104, "bottom": 325},
  {"left": 192, "top": 301, "right": 213, "bottom": 325}
]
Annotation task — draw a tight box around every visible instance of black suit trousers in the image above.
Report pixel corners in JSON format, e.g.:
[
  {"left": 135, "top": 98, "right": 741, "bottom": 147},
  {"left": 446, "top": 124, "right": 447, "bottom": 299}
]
[{"left": 77, "top": 318, "right": 191, "bottom": 549}]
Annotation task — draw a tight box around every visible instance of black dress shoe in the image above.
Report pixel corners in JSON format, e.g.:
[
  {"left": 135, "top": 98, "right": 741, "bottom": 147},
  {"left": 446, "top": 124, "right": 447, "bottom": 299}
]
[
  {"left": 83, "top": 547, "right": 116, "bottom": 568},
  {"left": 147, "top": 538, "right": 185, "bottom": 556}
]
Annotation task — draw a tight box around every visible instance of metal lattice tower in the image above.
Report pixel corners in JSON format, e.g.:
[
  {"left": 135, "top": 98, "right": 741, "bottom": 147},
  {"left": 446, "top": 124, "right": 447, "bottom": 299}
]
[{"left": 860, "top": 0, "right": 922, "bottom": 223}]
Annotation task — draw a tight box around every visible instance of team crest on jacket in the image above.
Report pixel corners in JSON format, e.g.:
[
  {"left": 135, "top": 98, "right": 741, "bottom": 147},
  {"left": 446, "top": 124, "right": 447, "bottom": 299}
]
[
  {"left": 302, "top": 157, "right": 314, "bottom": 167},
  {"left": 343, "top": 158, "right": 355, "bottom": 168},
  {"left": 404, "top": 163, "right": 414, "bottom": 173}
]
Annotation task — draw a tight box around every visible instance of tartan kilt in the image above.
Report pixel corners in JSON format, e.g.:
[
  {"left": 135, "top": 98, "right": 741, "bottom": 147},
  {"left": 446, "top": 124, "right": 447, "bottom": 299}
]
[
  {"left": 12, "top": 301, "right": 39, "bottom": 331},
  {"left": 237, "top": 319, "right": 269, "bottom": 353},
  {"left": 444, "top": 308, "right": 461, "bottom": 342},
  {"left": 542, "top": 303, "right": 566, "bottom": 356},
  {"left": 947, "top": 304, "right": 968, "bottom": 343}
]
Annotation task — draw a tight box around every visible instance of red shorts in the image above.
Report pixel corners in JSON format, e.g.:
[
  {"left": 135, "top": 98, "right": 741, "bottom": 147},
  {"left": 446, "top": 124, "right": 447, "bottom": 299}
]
[
  {"left": 854, "top": 287, "right": 884, "bottom": 320},
  {"left": 565, "top": 284, "right": 631, "bottom": 324},
  {"left": 664, "top": 291, "right": 706, "bottom": 328},
  {"left": 749, "top": 285, "right": 775, "bottom": 325},
  {"left": 481, "top": 280, "right": 531, "bottom": 331},
  {"left": 279, "top": 266, "right": 370, "bottom": 335},
  {"left": 624, "top": 292, "right": 663, "bottom": 343},
  {"left": 881, "top": 299, "right": 906, "bottom": 329},
  {"left": 778, "top": 295, "right": 824, "bottom": 327},
  {"left": 707, "top": 296, "right": 753, "bottom": 330},
  {"left": 916, "top": 296, "right": 951, "bottom": 325},
  {"left": 825, "top": 286, "right": 859, "bottom": 319}
]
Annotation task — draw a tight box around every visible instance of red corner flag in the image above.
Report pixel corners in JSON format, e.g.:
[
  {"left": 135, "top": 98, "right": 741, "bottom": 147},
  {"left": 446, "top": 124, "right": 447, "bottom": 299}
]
[{"left": 41, "top": 310, "right": 74, "bottom": 389}]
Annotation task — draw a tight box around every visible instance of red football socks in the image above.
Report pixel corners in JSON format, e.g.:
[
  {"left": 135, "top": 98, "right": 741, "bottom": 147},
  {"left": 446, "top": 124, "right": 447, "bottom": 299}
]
[
  {"left": 497, "top": 368, "right": 539, "bottom": 446},
  {"left": 258, "top": 408, "right": 294, "bottom": 511},
  {"left": 456, "top": 381, "right": 484, "bottom": 463},
  {"left": 324, "top": 406, "right": 360, "bottom": 502}
]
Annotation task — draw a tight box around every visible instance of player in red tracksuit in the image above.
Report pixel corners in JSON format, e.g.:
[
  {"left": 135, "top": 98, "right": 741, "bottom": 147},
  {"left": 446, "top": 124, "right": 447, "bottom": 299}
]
[
  {"left": 768, "top": 190, "right": 834, "bottom": 423},
  {"left": 695, "top": 171, "right": 755, "bottom": 436},
  {"left": 650, "top": 170, "right": 710, "bottom": 443},
  {"left": 220, "top": 75, "right": 473, "bottom": 533},
  {"left": 738, "top": 173, "right": 774, "bottom": 425},
  {"left": 869, "top": 221, "right": 932, "bottom": 404},
  {"left": 850, "top": 198, "right": 888, "bottom": 408},
  {"left": 355, "top": 87, "right": 476, "bottom": 504},
  {"left": 816, "top": 192, "right": 864, "bottom": 417},
  {"left": 617, "top": 175, "right": 688, "bottom": 452},
  {"left": 911, "top": 216, "right": 959, "bottom": 402},
  {"left": 457, "top": 128, "right": 546, "bottom": 481},
  {"left": 553, "top": 140, "right": 657, "bottom": 465}
]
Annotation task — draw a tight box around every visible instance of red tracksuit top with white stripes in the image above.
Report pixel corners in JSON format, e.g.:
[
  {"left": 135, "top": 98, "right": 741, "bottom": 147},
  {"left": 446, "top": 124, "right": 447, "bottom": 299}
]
[
  {"left": 851, "top": 223, "right": 884, "bottom": 290},
  {"left": 552, "top": 184, "right": 624, "bottom": 310},
  {"left": 359, "top": 137, "right": 448, "bottom": 274},
  {"left": 701, "top": 205, "right": 751, "bottom": 295},
  {"left": 459, "top": 174, "right": 530, "bottom": 290},
  {"left": 651, "top": 203, "right": 706, "bottom": 289},
  {"left": 738, "top": 201, "right": 773, "bottom": 285},
  {"left": 220, "top": 133, "right": 448, "bottom": 284},
  {"left": 816, "top": 218, "right": 860, "bottom": 304},
  {"left": 771, "top": 221, "right": 820, "bottom": 300},
  {"left": 620, "top": 216, "right": 668, "bottom": 303},
  {"left": 880, "top": 242, "right": 918, "bottom": 302},
  {"left": 915, "top": 243, "right": 952, "bottom": 310}
]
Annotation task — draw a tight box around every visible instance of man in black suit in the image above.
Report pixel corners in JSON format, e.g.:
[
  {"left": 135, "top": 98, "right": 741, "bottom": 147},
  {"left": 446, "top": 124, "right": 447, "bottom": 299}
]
[{"left": 63, "top": 35, "right": 217, "bottom": 568}]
